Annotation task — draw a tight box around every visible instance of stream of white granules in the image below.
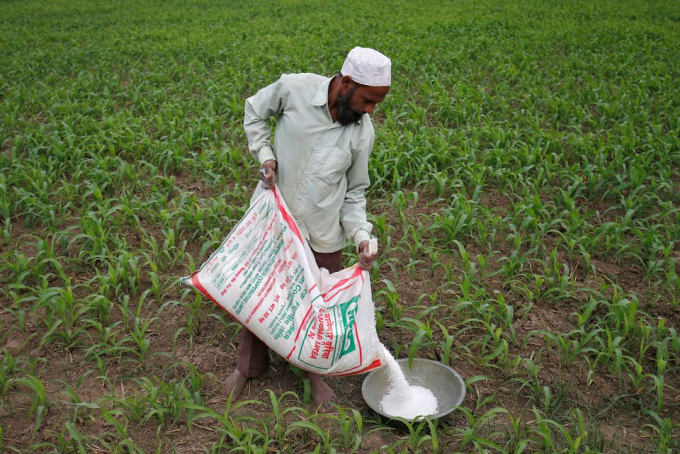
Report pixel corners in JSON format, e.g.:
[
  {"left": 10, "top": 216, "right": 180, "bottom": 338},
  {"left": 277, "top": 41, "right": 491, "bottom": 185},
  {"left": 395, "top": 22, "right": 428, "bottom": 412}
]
[{"left": 379, "top": 345, "right": 439, "bottom": 419}]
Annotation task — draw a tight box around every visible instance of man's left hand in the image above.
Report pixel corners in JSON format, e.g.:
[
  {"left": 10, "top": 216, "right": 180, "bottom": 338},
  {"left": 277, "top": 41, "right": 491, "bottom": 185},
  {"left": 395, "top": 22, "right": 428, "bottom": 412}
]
[
  {"left": 358, "top": 241, "right": 378, "bottom": 270},
  {"left": 260, "top": 159, "right": 277, "bottom": 189}
]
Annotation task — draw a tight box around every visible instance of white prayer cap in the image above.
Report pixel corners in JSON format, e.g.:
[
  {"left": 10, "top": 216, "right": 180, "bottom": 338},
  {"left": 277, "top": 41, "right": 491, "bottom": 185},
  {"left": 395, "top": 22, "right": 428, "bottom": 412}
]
[{"left": 341, "top": 47, "right": 391, "bottom": 87}]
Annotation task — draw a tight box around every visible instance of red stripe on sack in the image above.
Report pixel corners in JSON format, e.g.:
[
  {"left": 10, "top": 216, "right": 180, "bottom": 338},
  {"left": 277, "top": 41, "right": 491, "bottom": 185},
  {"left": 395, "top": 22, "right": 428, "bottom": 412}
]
[
  {"left": 191, "top": 273, "right": 219, "bottom": 305},
  {"left": 285, "top": 284, "right": 318, "bottom": 359},
  {"left": 273, "top": 187, "right": 303, "bottom": 243},
  {"left": 191, "top": 273, "right": 239, "bottom": 324},
  {"left": 322, "top": 266, "right": 363, "bottom": 300},
  {"left": 322, "top": 281, "right": 355, "bottom": 302},
  {"left": 354, "top": 322, "right": 363, "bottom": 365},
  {"left": 339, "top": 323, "right": 365, "bottom": 374},
  {"left": 333, "top": 359, "right": 382, "bottom": 377},
  {"left": 286, "top": 306, "right": 314, "bottom": 359}
]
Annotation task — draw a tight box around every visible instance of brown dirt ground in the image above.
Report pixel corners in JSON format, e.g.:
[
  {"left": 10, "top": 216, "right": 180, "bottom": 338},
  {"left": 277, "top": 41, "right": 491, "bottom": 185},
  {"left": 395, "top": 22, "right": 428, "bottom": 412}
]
[{"left": 1, "top": 183, "right": 677, "bottom": 453}]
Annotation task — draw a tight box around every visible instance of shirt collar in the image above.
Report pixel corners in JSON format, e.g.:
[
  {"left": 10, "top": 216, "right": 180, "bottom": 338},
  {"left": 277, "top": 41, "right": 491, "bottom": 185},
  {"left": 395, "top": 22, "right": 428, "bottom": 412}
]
[
  {"left": 311, "top": 76, "right": 362, "bottom": 125},
  {"left": 310, "top": 77, "right": 331, "bottom": 107}
]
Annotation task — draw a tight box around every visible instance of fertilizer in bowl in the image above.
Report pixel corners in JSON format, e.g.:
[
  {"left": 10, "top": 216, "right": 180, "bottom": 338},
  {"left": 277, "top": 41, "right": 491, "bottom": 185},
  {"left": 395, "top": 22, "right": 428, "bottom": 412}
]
[{"left": 379, "top": 346, "right": 439, "bottom": 419}]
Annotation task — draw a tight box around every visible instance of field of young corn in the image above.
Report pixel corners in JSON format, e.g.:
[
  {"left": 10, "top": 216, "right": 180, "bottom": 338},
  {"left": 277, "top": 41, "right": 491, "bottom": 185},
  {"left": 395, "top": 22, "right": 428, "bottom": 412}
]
[{"left": 1, "top": 0, "right": 679, "bottom": 452}]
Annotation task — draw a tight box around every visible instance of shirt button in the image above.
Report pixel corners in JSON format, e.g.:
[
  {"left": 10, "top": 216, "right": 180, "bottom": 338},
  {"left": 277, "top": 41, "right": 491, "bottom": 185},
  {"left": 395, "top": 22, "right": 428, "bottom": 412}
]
[
  {"left": 305, "top": 173, "right": 309, "bottom": 177},
  {"left": 315, "top": 148, "right": 319, "bottom": 153},
  {"left": 296, "top": 196, "right": 300, "bottom": 200}
]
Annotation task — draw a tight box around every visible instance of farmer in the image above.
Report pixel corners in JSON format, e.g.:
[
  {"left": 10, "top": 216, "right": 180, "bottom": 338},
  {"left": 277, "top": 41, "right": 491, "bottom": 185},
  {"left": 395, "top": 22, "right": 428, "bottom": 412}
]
[{"left": 223, "top": 47, "right": 391, "bottom": 406}]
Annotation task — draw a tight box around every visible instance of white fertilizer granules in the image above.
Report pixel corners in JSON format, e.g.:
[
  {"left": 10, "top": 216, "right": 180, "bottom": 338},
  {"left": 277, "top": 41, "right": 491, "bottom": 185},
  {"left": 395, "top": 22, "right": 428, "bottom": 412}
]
[{"left": 379, "top": 345, "right": 439, "bottom": 419}]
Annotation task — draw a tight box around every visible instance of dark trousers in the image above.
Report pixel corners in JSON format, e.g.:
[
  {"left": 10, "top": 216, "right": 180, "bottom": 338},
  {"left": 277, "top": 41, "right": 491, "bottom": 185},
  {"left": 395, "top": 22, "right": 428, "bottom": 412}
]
[{"left": 236, "top": 249, "right": 343, "bottom": 377}]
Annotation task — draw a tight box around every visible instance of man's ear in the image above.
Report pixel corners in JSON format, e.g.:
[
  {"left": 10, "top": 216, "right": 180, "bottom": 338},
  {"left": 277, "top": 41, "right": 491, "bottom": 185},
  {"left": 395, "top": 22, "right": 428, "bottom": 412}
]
[{"left": 340, "top": 75, "right": 354, "bottom": 88}]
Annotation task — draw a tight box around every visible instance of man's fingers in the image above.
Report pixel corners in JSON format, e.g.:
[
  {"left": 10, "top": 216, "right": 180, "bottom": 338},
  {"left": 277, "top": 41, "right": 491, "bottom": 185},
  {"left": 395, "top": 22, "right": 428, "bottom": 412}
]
[
  {"left": 359, "top": 251, "right": 377, "bottom": 270},
  {"left": 260, "top": 167, "right": 276, "bottom": 189}
]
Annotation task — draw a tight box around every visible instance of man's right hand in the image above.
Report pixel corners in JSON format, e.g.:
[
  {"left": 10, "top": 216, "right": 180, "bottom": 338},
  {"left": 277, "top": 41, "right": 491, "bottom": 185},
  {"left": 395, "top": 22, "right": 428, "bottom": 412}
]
[{"left": 260, "top": 160, "right": 277, "bottom": 189}]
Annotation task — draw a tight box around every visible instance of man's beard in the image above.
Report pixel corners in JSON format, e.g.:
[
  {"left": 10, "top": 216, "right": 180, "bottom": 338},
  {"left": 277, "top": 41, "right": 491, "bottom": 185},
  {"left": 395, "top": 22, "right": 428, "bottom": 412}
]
[{"left": 337, "top": 86, "right": 363, "bottom": 125}]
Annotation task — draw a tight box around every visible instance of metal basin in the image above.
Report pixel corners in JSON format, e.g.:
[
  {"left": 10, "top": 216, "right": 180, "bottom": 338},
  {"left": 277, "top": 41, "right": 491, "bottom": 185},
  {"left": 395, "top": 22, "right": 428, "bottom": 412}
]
[{"left": 362, "top": 358, "right": 465, "bottom": 421}]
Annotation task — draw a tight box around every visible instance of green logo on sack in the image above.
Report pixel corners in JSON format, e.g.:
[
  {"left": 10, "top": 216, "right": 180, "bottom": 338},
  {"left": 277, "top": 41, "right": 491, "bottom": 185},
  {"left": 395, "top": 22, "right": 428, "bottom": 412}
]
[{"left": 338, "top": 296, "right": 359, "bottom": 358}]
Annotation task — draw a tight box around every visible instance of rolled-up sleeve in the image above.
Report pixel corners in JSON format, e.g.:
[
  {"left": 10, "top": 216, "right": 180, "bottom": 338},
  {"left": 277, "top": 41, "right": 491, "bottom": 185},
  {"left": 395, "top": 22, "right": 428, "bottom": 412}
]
[
  {"left": 244, "top": 77, "right": 286, "bottom": 164},
  {"left": 340, "top": 132, "right": 374, "bottom": 249}
]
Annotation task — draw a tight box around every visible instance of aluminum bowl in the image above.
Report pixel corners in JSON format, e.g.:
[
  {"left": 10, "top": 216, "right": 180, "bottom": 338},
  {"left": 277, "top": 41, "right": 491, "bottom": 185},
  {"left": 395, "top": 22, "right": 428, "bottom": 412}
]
[{"left": 361, "top": 358, "right": 465, "bottom": 421}]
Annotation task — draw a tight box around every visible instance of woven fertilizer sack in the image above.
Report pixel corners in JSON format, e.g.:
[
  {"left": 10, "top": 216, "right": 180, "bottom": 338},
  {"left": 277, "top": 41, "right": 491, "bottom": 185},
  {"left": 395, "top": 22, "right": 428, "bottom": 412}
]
[{"left": 181, "top": 186, "right": 385, "bottom": 376}]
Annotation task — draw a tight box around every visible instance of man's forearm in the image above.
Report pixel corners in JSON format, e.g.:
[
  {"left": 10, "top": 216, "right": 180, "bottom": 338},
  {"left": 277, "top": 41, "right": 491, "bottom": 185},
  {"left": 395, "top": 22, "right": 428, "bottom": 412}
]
[
  {"left": 341, "top": 188, "right": 373, "bottom": 250},
  {"left": 243, "top": 77, "right": 285, "bottom": 164},
  {"left": 354, "top": 228, "right": 372, "bottom": 249},
  {"left": 244, "top": 101, "right": 276, "bottom": 164}
]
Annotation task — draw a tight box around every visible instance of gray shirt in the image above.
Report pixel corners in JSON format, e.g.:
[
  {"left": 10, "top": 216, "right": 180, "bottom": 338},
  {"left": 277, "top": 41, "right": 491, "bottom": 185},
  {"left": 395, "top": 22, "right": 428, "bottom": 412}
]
[{"left": 244, "top": 73, "right": 373, "bottom": 253}]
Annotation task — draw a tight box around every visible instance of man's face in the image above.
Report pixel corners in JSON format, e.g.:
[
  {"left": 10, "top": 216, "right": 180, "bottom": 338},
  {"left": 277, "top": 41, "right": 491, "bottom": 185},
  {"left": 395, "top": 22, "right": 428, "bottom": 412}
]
[{"left": 337, "top": 81, "right": 390, "bottom": 125}]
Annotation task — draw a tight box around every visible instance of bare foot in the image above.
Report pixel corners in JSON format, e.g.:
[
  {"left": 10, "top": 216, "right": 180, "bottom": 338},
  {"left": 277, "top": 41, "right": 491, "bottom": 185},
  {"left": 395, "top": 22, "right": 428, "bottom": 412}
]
[
  {"left": 223, "top": 369, "right": 248, "bottom": 400},
  {"left": 307, "top": 373, "right": 337, "bottom": 408}
]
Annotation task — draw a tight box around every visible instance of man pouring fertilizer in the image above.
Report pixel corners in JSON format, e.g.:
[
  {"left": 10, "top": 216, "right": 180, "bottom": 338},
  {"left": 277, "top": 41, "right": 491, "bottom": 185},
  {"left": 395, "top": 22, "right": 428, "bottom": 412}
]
[{"left": 223, "top": 47, "right": 391, "bottom": 405}]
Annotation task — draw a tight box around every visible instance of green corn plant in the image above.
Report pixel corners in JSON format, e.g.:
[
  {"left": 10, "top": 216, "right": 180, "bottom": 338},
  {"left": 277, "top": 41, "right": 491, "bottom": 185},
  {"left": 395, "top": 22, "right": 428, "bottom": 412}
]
[
  {"left": 11, "top": 374, "right": 48, "bottom": 432},
  {"left": 332, "top": 405, "right": 364, "bottom": 453},
  {"left": 39, "top": 285, "right": 91, "bottom": 351},
  {"left": 503, "top": 413, "right": 530, "bottom": 454},
  {"left": 541, "top": 248, "right": 576, "bottom": 302},
  {"left": 392, "top": 416, "right": 439, "bottom": 454},
  {"left": 536, "top": 406, "right": 596, "bottom": 454},
  {"left": 117, "top": 292, "right": 153, "bottom": 331},
  {"left": 593, "top": 326, "right": 627, "bottom": 376},
  {"left": 575, "top": 297, "right": 602, "bottom": 329},
  {"left": 428, "top": 196, "right": 478, "bottom": 243},
  {"left": 434, "top": 320, "right": 457, "bottom": 367},
  {"left": 100, "top": 388, "right": 146, "bottom": 422},
  {"left": 0, "top": 349, "right": 19, "bottom": 402},
  {"left": 605, "top": 293, "right": 640, "bottom": 338},
  {"left": 468, "top": 319, "right": 511, "bottom": 373},
  {"left": 161, "top": 290, "right": 204, "bottom": 348},
  {"left": 454, "top": 406, "right": 509, "bottom": 453},
  {"left": 285, "top": 417, "right": 333, "bottom": 453},
  {"left": 539, "top": 382, "right": 566, "bottom": 418},
  {"left": 137, "top": 376, "right": 195, "bottom": 429},
  {"left": 264, "top": 390, "right": 301, "bottom": 449},
  {"left": 390, "top": 189, "right": 419, "bottom": 226},
  {"left": 374, "top": 278, "right": 402, "bottom": 325},
  {"left": 497, "top": 230, "right": 537, "bottom": 283},
  {"left": 60, "top": 422, "right": 90, "bottom": 454},
  {"left": 626, "top": 358, "right": 647, "bottom": 393},
  {"left": 82, "top": 322, "right": 136, "bottom": 372},
  {"left": 541, "top": 328, "right": 602, "bottom": 368},
  {"left": 129, "top": 316, "right": 156, "bottom": 362},
  {"left": 85, "top": 294, "right": 113, "bottom": 325},
  {"left": 667, "top": 327, "right": 680, "bottom": 365},
  {"left": 2, "top": 218, "right": 11, "bottom": 248},
  {"left": 508, "top": 356, "right": 543, "bottom": 403},
  {"left": 404, "top": 318, "right": 433, "bottom": 368},
  {"left": 60, "top": 380, "right": 100, "bottom": 425},
  {"left": 67, "top": 212, "right": 113, "bottom": 261},
  {"left": 97, "top": 408, "right": 144, "bottom": 453},
  {"left": 368, "top": 212, "right": 394, "bottom": 250},
  {"left": 643, "top": 409, "right": 678, "bottom": 453},
  {"left": 471, "top": 211, "right": 503, "bottom": 252},
  {"left": 184, "top": 291, "right": 204, "bottom": 340},
  {"left": 183, "top": 362, "right": 210, "bottom": 408},
  {"left": 192, "top": 393, "right": 267, "bottom": 449},
  {"left": 449, "top": 269, "right": 486, "bottom": 308},
  {"left": 489, "top": 292, "right": 516, "bottom": 342}
]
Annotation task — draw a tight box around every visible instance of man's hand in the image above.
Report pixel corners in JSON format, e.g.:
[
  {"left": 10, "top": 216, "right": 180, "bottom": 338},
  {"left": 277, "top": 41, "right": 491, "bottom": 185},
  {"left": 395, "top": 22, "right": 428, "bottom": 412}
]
[
  {"left": 260, "top": 159, "right": 277, "bottom": 189},
  {"left": 358, "top": 240, "right": 378, "bottom": 270}
]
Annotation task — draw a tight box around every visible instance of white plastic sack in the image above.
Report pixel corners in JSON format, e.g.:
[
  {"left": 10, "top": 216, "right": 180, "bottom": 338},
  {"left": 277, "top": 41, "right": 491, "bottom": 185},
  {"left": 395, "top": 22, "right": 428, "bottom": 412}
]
[{"left": 181, "top": 186, "right": 385, "bottom": 376}]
